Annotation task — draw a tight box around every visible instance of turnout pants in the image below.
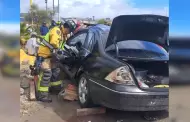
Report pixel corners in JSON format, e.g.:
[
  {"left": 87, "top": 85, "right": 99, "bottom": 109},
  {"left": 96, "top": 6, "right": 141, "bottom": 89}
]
[
  {"left": 50, "top": 61, "right": 62, "bottom": 91},
  {"left": 37, "top": 58, "right": 62, "bottom": 94}
]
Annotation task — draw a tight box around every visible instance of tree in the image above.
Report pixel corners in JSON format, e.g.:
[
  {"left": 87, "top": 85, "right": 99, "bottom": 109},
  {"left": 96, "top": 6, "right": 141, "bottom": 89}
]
[
  {"left": 97, "top": 19, "right": 106, "bottom": 24},
  {"left": 24, "top": 4, "right": 55, "bottom": 34},
  {"left": 20, "top": 23, "right": 26, "bottom": 35}
]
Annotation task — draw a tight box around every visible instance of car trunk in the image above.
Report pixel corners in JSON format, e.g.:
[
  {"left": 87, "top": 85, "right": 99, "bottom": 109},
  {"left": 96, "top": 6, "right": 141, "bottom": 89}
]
[
  {"left": 105, "top": 15, "right": 169, "bottom": 91},
  {"left": 120, "top": 58, "right": 169, "bottom": 90}
]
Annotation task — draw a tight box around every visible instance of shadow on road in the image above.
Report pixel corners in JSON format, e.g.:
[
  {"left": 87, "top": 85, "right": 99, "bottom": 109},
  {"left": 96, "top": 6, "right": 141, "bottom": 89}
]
[{"left": 39, "top": 95, "right": 168, "bottom": 122}]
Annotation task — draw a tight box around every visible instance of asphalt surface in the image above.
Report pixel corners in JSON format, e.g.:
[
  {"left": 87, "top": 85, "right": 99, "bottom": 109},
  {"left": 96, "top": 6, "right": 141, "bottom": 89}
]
[
  {"left": 0, "top": 76, "right": 20, "bottom": 122},
  {"left": 169, "top": 85, "right": 190, "bottom": 122}
]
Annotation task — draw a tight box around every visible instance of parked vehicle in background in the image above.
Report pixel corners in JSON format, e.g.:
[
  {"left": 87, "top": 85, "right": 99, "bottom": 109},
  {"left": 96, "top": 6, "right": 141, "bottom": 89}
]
[
  {"left": 57, "top": 15, "right": 169, "bottom": 111},
  {"left": 0, "top": 40, "right": 20, "bottom": 77},
  {"left": 169, "top": 37, "right": 190, "bottom": 84}
]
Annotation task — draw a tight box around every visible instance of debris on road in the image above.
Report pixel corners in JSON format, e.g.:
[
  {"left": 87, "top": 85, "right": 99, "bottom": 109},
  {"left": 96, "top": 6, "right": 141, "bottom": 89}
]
[
  {"left": 29, "top": 80, "right": 36, "bottom": 101},
  {"left": 58, "top": 84, "right": 78, "bottom": 101},
  {"left": 20, "top": 60, "right": 32, "bottom": 89},
  {"left": 20, "top": 60, "right": 31, "bottom": 77},
  {"left": 20, "top": 88, "right": 24, "bottom": 95},
  {"left": 76, "top": 107, "right": 106, "bottom": 116},
  {"left": 20, "top": 77, "right": 30, "bottom": 89},
  {"left": 20, "top": 88, "right": 42, "bottom": 117}
]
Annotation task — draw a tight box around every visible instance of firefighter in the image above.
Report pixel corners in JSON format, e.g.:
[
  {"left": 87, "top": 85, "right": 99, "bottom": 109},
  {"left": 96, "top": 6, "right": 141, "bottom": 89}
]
[
  {"left": 49, "top": 20, "right": 57, "bottom": 29},
  {"left": 36, "top": 20, "right": 77, "bottom": 102},
  {"left": 59, "top": 19, "right": 78, "bottom": 50}
]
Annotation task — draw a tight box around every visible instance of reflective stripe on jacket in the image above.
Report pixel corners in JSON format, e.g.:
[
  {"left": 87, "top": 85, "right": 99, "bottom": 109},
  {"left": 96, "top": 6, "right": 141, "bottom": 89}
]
[{"left": 59, "top": 41, "right": 66, "bottom": 50}]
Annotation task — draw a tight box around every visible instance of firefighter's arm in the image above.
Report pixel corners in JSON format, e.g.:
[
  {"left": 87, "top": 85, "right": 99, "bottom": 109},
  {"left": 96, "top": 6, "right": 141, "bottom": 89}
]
[{"left": 49, "top": 28, "right": 61, "bottom": 49}]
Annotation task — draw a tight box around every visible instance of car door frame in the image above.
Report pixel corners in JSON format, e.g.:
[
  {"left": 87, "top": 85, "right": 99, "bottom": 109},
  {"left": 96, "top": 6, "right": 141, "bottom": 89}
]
[
  {"left": 74, "top": 30, "right": 97, "bottom": 77},
  {"left": 64, "top": 29, "right": 90, "bottom": 78}
]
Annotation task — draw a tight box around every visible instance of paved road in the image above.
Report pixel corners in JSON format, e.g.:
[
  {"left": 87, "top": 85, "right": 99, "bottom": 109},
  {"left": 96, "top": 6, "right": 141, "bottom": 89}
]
[
  {"left": 0, "top": 76, "right": 20, "bottom": 122},
  {"left": 169, "top": 85, "right": 190, "bottom": 122}
]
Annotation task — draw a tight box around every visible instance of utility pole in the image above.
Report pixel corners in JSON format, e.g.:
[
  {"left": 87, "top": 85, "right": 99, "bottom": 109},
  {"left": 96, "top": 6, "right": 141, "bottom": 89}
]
[
  {"left": 30, "top": 0, "right": 33, "bottom": 26},
  {"left": 58, "top": 0, "right": 60, "bottom": 21},
  {"left": 45, "top": 0, "right": 47, "bottom": 13},
  {"left": 53, "top": 0, "right": 54, "bottom": 14}
]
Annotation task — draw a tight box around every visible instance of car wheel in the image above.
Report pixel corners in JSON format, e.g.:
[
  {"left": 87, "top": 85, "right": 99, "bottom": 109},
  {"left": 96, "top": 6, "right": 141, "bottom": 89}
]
[{"left": 78, "top": 74, "right": 94, "bottom": 108}]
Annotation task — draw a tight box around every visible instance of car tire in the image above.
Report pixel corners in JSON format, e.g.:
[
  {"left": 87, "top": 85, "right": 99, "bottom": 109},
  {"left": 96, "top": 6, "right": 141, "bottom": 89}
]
[{"left": 78, "top": 74, "right": 94, "bottom": 108}]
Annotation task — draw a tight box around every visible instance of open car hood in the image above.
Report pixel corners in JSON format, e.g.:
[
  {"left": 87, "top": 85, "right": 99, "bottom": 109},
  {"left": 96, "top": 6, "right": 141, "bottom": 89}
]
[{"left": 106, "top": 15, "right": 169, "bottom": 50}]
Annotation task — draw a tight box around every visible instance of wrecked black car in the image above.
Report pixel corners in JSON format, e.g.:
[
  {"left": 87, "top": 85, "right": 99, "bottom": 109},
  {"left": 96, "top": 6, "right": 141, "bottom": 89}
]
[{"left": 58, "top": 15, "right": 169, "bottom": 111}]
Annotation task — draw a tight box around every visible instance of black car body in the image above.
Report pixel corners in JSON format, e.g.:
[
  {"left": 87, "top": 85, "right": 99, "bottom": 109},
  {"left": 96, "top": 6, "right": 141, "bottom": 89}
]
[{"left": 59, "top": 15, "right": 169, "bottom": 111}]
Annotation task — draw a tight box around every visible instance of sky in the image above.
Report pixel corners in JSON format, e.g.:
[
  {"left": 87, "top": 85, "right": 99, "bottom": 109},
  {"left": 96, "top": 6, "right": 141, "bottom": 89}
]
[
  {"left": 0, "top": 0, "right": 189, "bottom": 36},
  {"left": 0, "top": 0, "right": 20, "bottom": 34},
  {"left": 20, "top": 0, "right": 169, "bottom": 19},
  {"left": 170, "top": 0, "right": 190, "bottom": 36}
]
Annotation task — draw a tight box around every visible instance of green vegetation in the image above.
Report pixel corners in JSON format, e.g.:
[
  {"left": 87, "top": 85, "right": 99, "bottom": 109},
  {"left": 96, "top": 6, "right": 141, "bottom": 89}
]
[
  {"left": 97, "top": 19, "right": 106, "bottom": 24},
  {"left": 0, "top": 33, "right": 19, "bottom": 48},
  {"left": 23, "top": 4, "right": 55, "bottom": 34}
]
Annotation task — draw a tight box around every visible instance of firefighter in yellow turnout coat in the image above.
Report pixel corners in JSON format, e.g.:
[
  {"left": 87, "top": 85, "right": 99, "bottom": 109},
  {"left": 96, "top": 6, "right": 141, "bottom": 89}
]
[{"left": 37, "top": 20, "right": 77, "bottom": 102}]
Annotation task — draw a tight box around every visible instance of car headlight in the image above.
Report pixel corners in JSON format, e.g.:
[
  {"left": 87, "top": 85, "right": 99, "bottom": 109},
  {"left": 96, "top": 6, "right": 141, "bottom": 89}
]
[{"left": 105, "top": 66, "right": 134, "bottom": 85}]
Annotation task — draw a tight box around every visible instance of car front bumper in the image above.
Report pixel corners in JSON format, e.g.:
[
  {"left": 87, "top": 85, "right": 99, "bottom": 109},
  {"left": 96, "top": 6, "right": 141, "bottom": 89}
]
[{"left": 89, "top": 79, "right": 168, "bottom": 111}]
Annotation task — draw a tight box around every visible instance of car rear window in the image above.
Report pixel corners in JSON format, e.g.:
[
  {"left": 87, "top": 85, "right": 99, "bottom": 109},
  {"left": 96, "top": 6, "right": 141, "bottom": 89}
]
[{"left": 105, "top": 40, "right": 168, "bottom": 58}]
